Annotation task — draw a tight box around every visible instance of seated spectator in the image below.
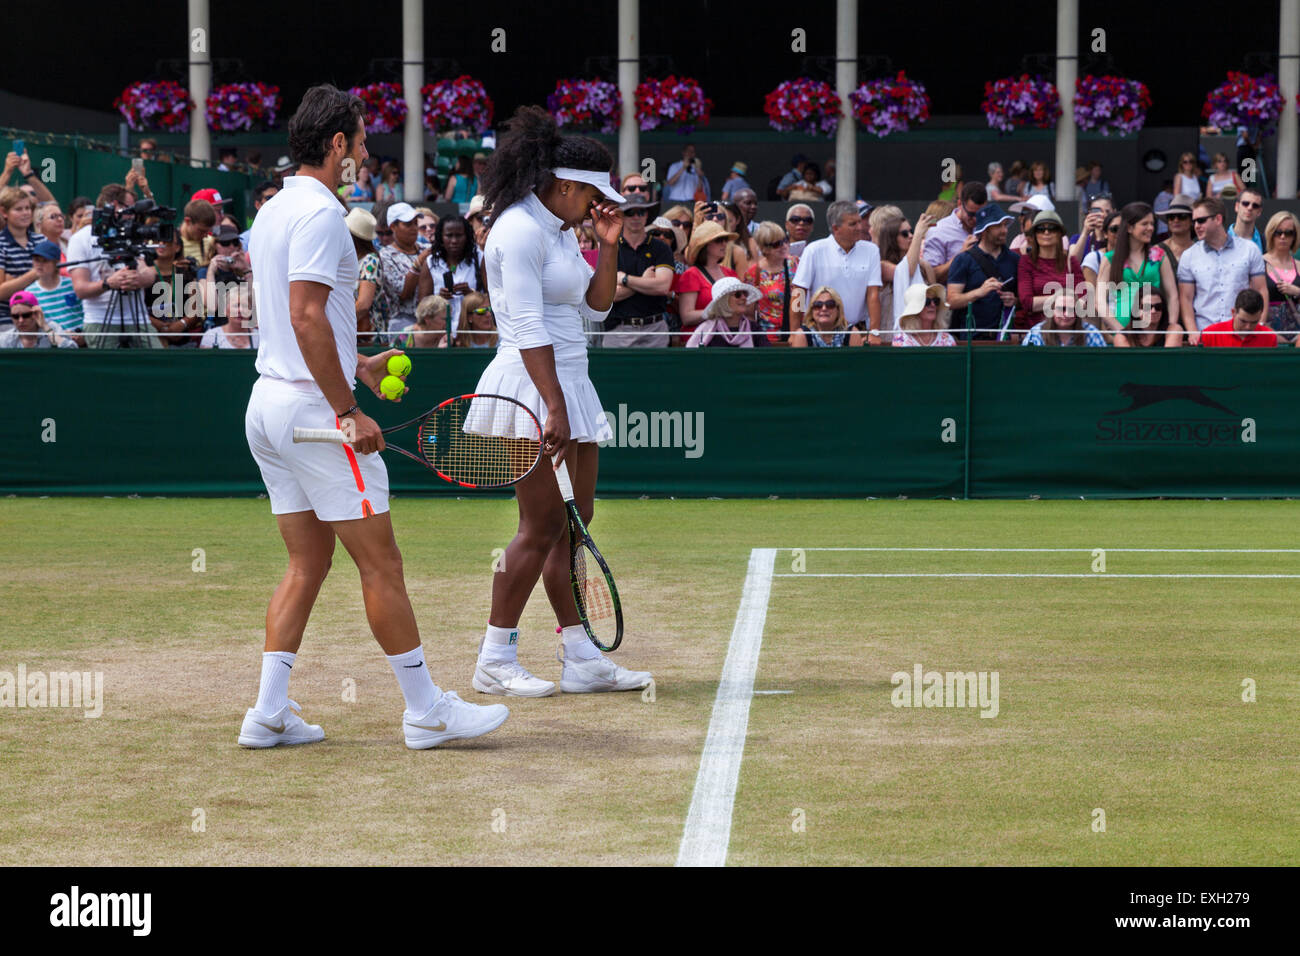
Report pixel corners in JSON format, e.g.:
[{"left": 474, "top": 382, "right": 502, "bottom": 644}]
[
  {"left": 576, "top": 220, "right": 597, "bottom": 252},
  {"left": 745, "top": 221, "right": 800, "bottom": 344},
  {"left": 732, "top": 188, "right": 760, "bottom": 239},
  {"left": 1206, "top": 153, "right": 1243, "bottom": 198},
  {"left": 675, "top": 220, "right": 739, "bottom": 344},
  {"left": 417, "top": 213, "right": 483, "bottom": 338},
  {"left": 415, "top": 208, "right": 438, "bottom": 249},
  {"left": 371, "top": 199, "right": 395, "bottom": 249},
  {"left": 454, "top": 291, "right": 498, "bottom": 348},
  {"left": 200, "top": 294, "right": 258, "bottom": 348},
  {"left": 790, "top": 285, "right": 852, "bottom": 347},
  {"left": 343, "top": 164, "right": 375, "bottom": 203},
  {"left": 33, "top": 203, "right": 68, "bottom": 265},
  {"left": 791, "top": 199, "right": 882, "bottom": 341},
  {"left": 1175, "top": 152, "right": 1203, "bottom": 198},
  {"left": 923, "top": 181, "right": 988, "bottom": 283},
  {"left": 875, "top": 209, "right": 937, "bottom": 341},
  {"left": 1069, "top": 195, "right": 1114, "bottom": 264},
  {"left": 1127, "top": 292, "right": 1180, "bottom": 348},
  {"left": 0, "top": 187, "right": 43, "bottom": 326},
  {"left": 1229, "top": 187, "right": 1265, "bottom": 251},
  {"left": 346, "top": 207, "right": 386, "bottom": 343},
  {"left": 217, "top": 147, "right": 239, "bottom": 172},
  {"left": 1022, "top": 292, "right": 1107, "bottom": 346},
  {"left": 1262, "top": 210, "right": 1300, "bottom": 342},
  {"left": 947, "top": 203, "right": 1021, "bottom": 339},
  {"left": 144, "top": 232, "right": 204, "bottom": 347},
  {"left": 787, "top": 164, "right": 825, "bottom": 203},
  {"left": 179, "top": 198, "right": 218, "bottom": 275},
  {"left": 721, "top": 161, "right": 751, "bottom": 201},
  {"left": 465, "top": 195, "right": 491, "bottom": 250},
  {"left": 1081, "top": 210, "right": 1121, "bottom": 302},
  {"left": 444, "top": 154, "right": 486, "bottom": 204},
  {"left": 817, "top": 159, "right": 835, "bottom": 198},
  {"left": 377, "top": 161, "right": 404, "bottom": 203},
  {"left": 775, "top": 154, "right": 811, "bottom": 200},
  {"left": 26, "top": 239, "right": 83, "bottom": 338},
  {"left": 717, "top": 201, "right": 753, "bottom": 275},
  {"left": 68, "top": 197, "right": 94, "bottom": 236},
  {"left": 1025, "top": 161, "right": 1055, "bottom": 200},
  {"left": 686, "top": 277, "right": 765, "bottom": 347},
  {"left": 662, "top": 204, "right": 694, "bottom": 246},
  {"left": 0, "top": 291, "right": 77, "bottom": 348},
  {"left": 1177, "top": 196, "right": 1267, "bottom": 343},
  {"left": 1096, "top": 202, "right": 1181, "bottom": 348},
  {"left": 892, "top": 283, "right": 956, "bottom": 347},
  {"left": 1008, "top": 194, "right": 1054, "bottom": 253},
  {"left": 1202, "top": 289, "right": 1275, "bottom": 347},
  {"left": 986, "top": 162, "right": 1022, "bottom": 204},
  {"left": 406, "top": 294, "right": 450, "bottom": 348},
  {"left": 649, "top": 217, "right": 689, "bottom": 275},
  {"left": 784, "top": 203, "right": 815, "bottom": 257},
  {"left": 1155, "top": 195, "right": 1197, "bottom": 271},
  {"left": 1079, "top": 161, "right": 1111, "bottom": 206},
  {"left": 1004, "top": 160, "right": 1029, "bottom": 199},
  {"left": 1018, "top": 210, "right": 1084, "bottom": 335},
  {"left": 379, "top": 202, "right": 428, "bottom": 339}
]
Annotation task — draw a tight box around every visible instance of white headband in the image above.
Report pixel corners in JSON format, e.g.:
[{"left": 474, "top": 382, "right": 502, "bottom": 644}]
[{"left": 552, "top": 167, "right": 626, "bottom": 203}]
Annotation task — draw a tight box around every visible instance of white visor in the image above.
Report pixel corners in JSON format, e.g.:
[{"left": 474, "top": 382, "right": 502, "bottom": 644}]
[{"left": 552, "top": 167, "right": 626, "bottom": 204}]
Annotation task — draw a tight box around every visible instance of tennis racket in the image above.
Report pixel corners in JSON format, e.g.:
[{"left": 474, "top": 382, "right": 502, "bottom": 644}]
[
  {"left": 292, "top": 393, "right": 543, "bottom": 489},
  {"left": 553, "top": 455, "right": 623, "bottom": 652}
]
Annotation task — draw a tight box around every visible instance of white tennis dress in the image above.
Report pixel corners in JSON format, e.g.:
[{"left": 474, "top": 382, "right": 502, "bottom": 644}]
[{"left": 470, "top": 191, "right": 613, "bottom": 442}]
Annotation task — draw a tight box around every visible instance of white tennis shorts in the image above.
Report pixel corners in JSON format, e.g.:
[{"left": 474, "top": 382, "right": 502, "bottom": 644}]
[{"left": 245, "top": 376, "right": 390, "bottom": 521}]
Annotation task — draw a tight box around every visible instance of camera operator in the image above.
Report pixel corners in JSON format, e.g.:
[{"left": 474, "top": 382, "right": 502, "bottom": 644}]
[
  {"left": 145, "top": 232, "right": 205, "bottom": 346},
  {"left": 67, "top": 184, "right": 161, "bottom": 349},
  {"left": 664, "top": 144, "right": 710, "bottom": 203}
]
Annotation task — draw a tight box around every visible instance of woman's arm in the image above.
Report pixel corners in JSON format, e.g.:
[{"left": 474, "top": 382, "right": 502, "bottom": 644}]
[
  {"left": 789, "top": 324, "right": 808, "bottom": 347},
  {"left": 677, "top": 288, "right": 707, "bottom": 325}
]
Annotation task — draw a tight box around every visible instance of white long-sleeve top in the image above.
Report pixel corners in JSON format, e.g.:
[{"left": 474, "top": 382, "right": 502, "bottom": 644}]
[{"left": 484, "top": 190, "right": 610, "bottom": 365}]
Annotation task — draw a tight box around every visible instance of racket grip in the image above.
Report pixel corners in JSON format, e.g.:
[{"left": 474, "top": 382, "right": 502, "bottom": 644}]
[
  {"left": 293, "top": 427, "right": 348, "bottom": 443},
  {"left": 551, "top": 453, "right": 576, "bottom": 502}
]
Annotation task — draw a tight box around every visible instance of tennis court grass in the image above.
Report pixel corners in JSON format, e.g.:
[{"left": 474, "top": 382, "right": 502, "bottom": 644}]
[{"left": 1, "top": 498, "right": 1296, "bottom": 865}]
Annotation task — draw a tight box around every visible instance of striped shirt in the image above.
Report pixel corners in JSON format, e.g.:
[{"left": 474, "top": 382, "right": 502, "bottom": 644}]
[
  {"left": 0, "top": 227, "right": 42, "bottom": 323},
  {"left": 1022, "top": 320, "right": 1107, "bottom": 347},
  {"left": 24, "top": 277, "right": 84, "bottom": 331}
]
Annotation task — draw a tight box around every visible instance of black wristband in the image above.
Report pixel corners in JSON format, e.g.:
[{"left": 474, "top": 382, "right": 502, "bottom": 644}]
[{"left": 337, "top": 404, "right": 360, "bottom": 419}]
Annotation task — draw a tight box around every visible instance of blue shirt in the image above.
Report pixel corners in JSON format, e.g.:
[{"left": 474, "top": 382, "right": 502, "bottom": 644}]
[
  {"left": 665, "top": 161, "right": 708, "bottom": 202},
  {"left": 948, "top": 246, "right": 1020, "bottom": 333},
  {"left": 1176, "top": 232, "right": 1266, "bottom": 330},
  {"left": 1228, "top": 221, "right": 1264, "bottom": 252},
  {"left": 1022, "top": 320, "right": 1107, "bottom": 346}
]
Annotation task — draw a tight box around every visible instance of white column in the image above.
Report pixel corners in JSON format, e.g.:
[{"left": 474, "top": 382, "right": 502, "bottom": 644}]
[
  {"left": 1278, "top": 0, "right": 1300, "bottom": 197},
  {"left": 1054, "top": 0, "right": 1077, "bottom": 209},
  {"left": 188, "top": 0, "right": 211, "bottom": 166},
  {"left": 402, "top": 0, "right": 424, "bottom": 203},
  {"left": 617, "top": 0, "right": 639, "bottom": 183},
  {"left": 835, "top": 0, "right": 857, "bottom": 201}
]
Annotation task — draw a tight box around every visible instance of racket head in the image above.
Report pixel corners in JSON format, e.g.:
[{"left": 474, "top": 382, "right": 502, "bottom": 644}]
[
  {"left": 417, "top": 393, "right": 543, "bottom": 488},
  {"left": 571, "top": 534, "right": 622, "bottom": 652}
]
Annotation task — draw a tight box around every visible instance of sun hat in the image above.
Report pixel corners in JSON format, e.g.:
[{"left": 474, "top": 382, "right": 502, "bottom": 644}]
[
  {"left": 1009, "top": 194, "right": 1055, "bottom": 215},
  {"left": 973, "top": 203, "right": 1013, "bottom": 235},
  {"left": 467, "top": 194, "right": 488, "bottom": 218},
  {"left": 1157, "top": 195, "right": 1197, "bottom": 218},
  {"left": 345, "top": 207, "right": 377, "bottom": 241},
  {"left": 1031, "top": 209, "right": 1066, "bottom": 230},
  {"left": 897, "top": 283, "right": 950, "bottom": 331},
  {"left": 730, "top": 161, "right": 748, "bottom": 176},
  {"left": 703, "top": 276, "right": 761, "bottom": 319},
  {"left": 386, "top": 202, "right": 418, "bottom": 225},
  {"left": 685, "top": 220, "right": 738, "bottom": 265}
]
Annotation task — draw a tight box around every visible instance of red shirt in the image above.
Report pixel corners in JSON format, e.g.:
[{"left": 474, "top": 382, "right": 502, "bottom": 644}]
[
  {"left": 673, "top": 265, "right": 737, "bottom": 344},
  {"left": 1201, "top": 318, "right": 1277, "bottom": 348}
]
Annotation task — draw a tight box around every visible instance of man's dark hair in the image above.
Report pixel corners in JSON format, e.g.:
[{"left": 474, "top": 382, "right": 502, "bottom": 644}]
[
  {"left": 1235, "top": 288, "right": 1265, "bottom": 315},
  {"left": 253, "top": 180, "right": 278, "bottom": 205},
  {"left": 97, "top": 183, "right": 129, "bottom": 208},
  {"left": 288, "top": 84, "right": 366, "bottom": 168},
  {"left": 1239, "top": 186, "right": 1265, "bottom": 204},
  {"left": 959, "top": 181, "right": 988, "bottom": 206},
  {"left": 1194, "top": 197, "right": 1225, "bottom": 220}
]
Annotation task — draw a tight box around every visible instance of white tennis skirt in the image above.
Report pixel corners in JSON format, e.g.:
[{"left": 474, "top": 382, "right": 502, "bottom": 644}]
[{"left": 469, "top": 351, "right": 612, "bottom": 443}]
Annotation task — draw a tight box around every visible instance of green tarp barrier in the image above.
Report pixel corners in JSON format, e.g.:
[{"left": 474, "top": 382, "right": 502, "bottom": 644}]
[{"left": 1, "top": 349, "right": 1294, "bottom": 498}]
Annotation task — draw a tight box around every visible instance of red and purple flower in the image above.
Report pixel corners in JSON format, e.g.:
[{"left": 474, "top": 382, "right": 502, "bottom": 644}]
[
  {"left": 764, "top": 78, "right": 842, "bottom": 137},
  {"left": 982, "top": 75, "right": 1062, "bottom": 133},
  {"left": 1074, "top": 75, "right": 1151, "bottom": 136},
  {"left": 206, "top": 82, "right": 281, "bottom": 132},
  {"left": 422, "top": 76, "right": 494, "bottom": 134},
  {"left": 635, "top": 76, "right": 712, "bottom": 134},
  {"left": 547, "top": 79, "right": 622, "bottom": 134},
  {"left": 350, "top": 82, "right": 409, "bottom": 134},
  {"left": 113, "top": 81, "right": 194, "bottom": 133},
  {"left": 1202, "top": 72, "right": 1283, "bottom": 135},
  {"left": 849, "top": 72, "right": 930, "bottom": 137}
]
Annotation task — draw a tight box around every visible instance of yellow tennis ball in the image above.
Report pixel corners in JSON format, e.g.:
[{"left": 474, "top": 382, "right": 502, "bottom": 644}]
[
  {"left": 387, "top": 353, "right": 412, "bottom": 377},
  {"left": 380, "top": 375, "right": 405, "bottom": 401}
]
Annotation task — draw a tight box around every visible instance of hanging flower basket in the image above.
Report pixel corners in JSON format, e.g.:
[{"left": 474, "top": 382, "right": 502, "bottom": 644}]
[
  {"left": 1073, "top": 75, "right": 1151, "bottom": 136},
  {"left": 982, "top": 74, "right": 1061, "bottom": 133},
  {"left": 848, "top": 72, "right": 930, "bottom": 137},
  {"left": 635, "top": 75, "right": 713, "bottom": 134},
  {"left": 1201, "top": 72, "right": 1283, "bottom": 135},
  {"left": 422, "top": 75, "right": 494, "bottom": 134},
  {"left": 764, "top": 78, "right": 841, "bottom": 136},
  {"left": 546, "top": 78, "right": 622, "bottom": 134},
  {"left": 113, "top": 80, "right": 194, "bottom": 133},
  {"left": 350, "top": 81, "right": 409, "bottom": 134},
  {"left": 206, "top": 82, "right": 281, "bottom": 132}
]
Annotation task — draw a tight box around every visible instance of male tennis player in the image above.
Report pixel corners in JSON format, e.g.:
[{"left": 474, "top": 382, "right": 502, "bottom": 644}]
[{"left": 239, "top": 84, "right": 507, "bottom": 749}]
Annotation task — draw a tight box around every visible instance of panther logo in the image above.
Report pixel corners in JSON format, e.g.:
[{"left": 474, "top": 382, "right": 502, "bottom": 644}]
[{"left": 1106, "top": 383, "right": 1238, "bottom": 416}]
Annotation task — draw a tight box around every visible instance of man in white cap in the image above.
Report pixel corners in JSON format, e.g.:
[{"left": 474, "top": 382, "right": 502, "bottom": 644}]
[{"left": 377, "top": 201, "right": 430, "bottom": 339}]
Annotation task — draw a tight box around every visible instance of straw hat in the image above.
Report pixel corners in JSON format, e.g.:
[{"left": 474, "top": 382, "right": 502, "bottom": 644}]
[
  {"left": 345, "top": 207, "right": 377, "bottom": 242},
  {"left": 703, "top": 276, "right": 761, "bottom": 319},
  {"left": 897, "top": 283, "right": 950, "bottom": 332},
  {"left": 686, "top": 220, "right": 738, "bottom": 265}
]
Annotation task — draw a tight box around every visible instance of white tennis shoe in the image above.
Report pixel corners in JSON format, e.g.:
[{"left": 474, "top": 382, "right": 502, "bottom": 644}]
[
  {"left": 237, "top": 699, "right": 325, "bottom": 748},
  {"left": 404, "top": 691, "right": 509, "bottom": 750},
  {"left": 557, "top": 644, "right": 653, "bottom": 693},
  {"left": 473, "top": 658, "right": 557, "bottom": 697}
]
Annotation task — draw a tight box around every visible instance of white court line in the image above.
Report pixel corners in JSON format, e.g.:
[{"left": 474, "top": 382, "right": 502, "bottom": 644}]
[
  {"left": 773, "top": 573, "right": 1300, "bottom": 579},
  {"left": 776, "top": 548, "right": 1300, "bottom": 553},
  {"left": 677, "top": 548, "right": 776, "bottom": 868}
]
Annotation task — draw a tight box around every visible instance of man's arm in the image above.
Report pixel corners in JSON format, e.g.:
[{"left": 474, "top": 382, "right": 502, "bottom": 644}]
[
  {"left": 1179, "top": 281, "right": 1199, "bottom": 345},
  {"left": 865, "top": 285, "right": 882, "bottom": 343}
]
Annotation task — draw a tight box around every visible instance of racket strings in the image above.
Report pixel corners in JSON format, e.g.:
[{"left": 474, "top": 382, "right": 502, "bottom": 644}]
[
  {"left": 418, "top": 396, "right": 541, "bottom": 487},
  {"left": 574, "top": 544, "right": 617, "bottom": 640}
]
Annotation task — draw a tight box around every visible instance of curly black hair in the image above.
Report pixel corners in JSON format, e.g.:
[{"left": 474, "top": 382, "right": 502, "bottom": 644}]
[
  {"left": 432, "top": 213, "right": 479, "bottom": 271},
  {"left": 480, "top": 105, "right": 613, "bottom": 215}
]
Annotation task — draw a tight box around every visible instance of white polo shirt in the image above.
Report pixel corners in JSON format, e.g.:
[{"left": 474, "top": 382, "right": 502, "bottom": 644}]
[
  {"left": 791, "top": 236, "right": 883, "bottom": 328},
  {"left": 250, "top": 175, "right": 358, "bottom": 393}
]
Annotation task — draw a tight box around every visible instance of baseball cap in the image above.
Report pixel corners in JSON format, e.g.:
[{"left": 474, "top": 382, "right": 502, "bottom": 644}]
[
  {"left": 31, "top": 239, "right": 62, "bottom": 260},
  {"left": 190, "top": 188, "right": 226, "bottom": 206},
  {"left": 9, "top": 291, "right": 38, "bottom": 310},
  {"left": 973, "top": 203, "right": 1014, "bottom": 235},
  {"left": 1009, "top": 194, "right": 1055, "bottom": 215},
  {"left": 386, "top": 202, "right": 418, "bottom": 226}
]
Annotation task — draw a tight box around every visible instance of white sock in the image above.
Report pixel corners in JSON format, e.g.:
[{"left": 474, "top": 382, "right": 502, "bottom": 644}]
[
  {"left": 479, "top": 625, "right": 520, "bottom": 664},
  {"left": 561, "top": 624, "right": 601, "bottom": 660},
  {"left": 386, "top": 646, "right": 441, "bottom": 715},
  {"left": 254, "top": 651, "right": 296, "bottom": 714}
]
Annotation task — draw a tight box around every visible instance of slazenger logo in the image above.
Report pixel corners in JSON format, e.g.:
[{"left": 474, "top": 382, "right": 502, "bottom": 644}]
[
  {"left": 598, "top": 404, "right": 704, "bottom": 459},
  {"left": 1096, "top": 382, "right": 1255, "bottom": 448}
]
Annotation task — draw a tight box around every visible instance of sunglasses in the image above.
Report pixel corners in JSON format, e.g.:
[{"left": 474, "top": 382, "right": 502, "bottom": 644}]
[
  {"left": 1238, "top": 200, "right": 1262, "bottom": 210},
  {"left": 811, "top": 300, "right": 836, "bottom": 310},
  {"left": 376, "top": 229, "right": 393, "bottom": 236},
  {"left": 705, "top": 213, "right": 727, "bottom": 222},
  {"left": 925, "top": 297, "right": 941, "bottom": 308},
  {"left": 1166, "top": 213, "right": 1190, "bottom": 221},
  {"left": 765, "top": 238, "right": 790, "bottom": 249},
  {"left": 649, "top": 230, "right": 674, "bottom": 241},
  {"left": 730, "top": 291, "right": 748, "bottom": 298},
  {"left": 1192, "top": 215, "right": 1213, "bottom": 226},
  {"left": 470, "top": 307, "right": 493, "bottom": 315},
  {"left": 1107, "top": 225, "right": 1120, "bottom": 233},
  {"left": 1034, "top": 224, "right": 1061, "bottom": 234},
  {"left": 10, "top": 310, "right": 34, "bottom": 318},
  {"left": 898, "top": 229, "right": 913, "bottom": 238},
  {"left": 1276, "top": 229, "right": 1296, "bottom": 238},
  {"left": 624, "top": 208, "right": 649, "bottom": 216},
  {"left": 623, "top": 185, "right": 650, "bottom": 194},
  {"left": 787, "top": 216, "right": 814, "bottom": 225},
  {"left": 670, "top": 219, "right": 691, "bottom": 228}
]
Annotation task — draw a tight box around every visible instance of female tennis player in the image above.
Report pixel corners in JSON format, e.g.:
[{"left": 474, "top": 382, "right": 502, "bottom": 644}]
[{"left": 469, "top": 106, "right": 653, "bottom": 697}]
